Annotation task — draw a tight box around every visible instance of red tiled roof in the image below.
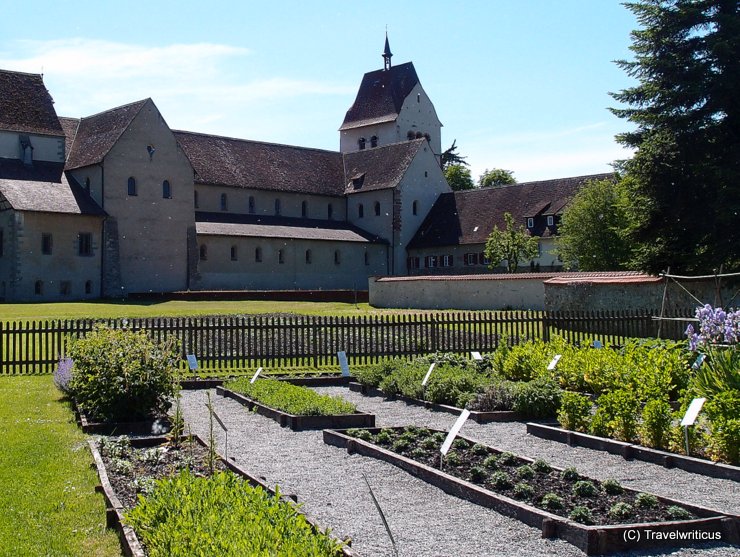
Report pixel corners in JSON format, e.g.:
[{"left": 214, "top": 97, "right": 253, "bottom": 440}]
[
  {"left": 408, "top": 173, "right": 614, "bottom": 249},
  {"left": 0, "top": 70, "right": 64, "bottom": 137}
]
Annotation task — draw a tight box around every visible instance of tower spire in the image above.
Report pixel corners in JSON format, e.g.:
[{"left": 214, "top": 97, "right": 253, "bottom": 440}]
[{"left": 382, "top": 32, "right": 393, "bottom": 71}]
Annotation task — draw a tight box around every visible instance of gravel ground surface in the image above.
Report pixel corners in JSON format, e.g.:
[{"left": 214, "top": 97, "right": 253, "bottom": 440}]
[{"left": 179, "top": 387, "right": 738, "bottom": 557}]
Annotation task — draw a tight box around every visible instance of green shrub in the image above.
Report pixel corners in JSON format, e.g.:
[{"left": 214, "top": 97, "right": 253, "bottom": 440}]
[
  {"left": 532, "top": 459, "right": 552, "bottom": 474},
  {"left": 512, "top": 378, "right": 562, "bottom": 418},
  {"left": 569, "top": 506, "right": 594, "bottom": 525},
  {"left": 513, "top": 482, "right": 534, "bottom": 500},
  {"left": 228, "top": 378, "right": 356, "bottom": 416},
  {"left": 501, "top": 339, "right": 551, "bottom": 381},
  {"left": 608, "top": 502, "right": 633, "bottom": 520},
  {"left": 375, "top": 430, "right": 392, "bottom": 445},
  {"left": 392, "top": 438, "right": 411, "bottom": 453},
  {"left": 704, "top": 391, "right": 740, "bottom": 464},
  {"left": 497, "top": 452, "right": 517, "bottom": 466},
  {"left": 601, "top": 479, "right": 624, "bottom": 495},
  {"left": 557, "top": 392, "right": 592, "bottom": 433},
  {"left": 124, "top": 470, "right": 342, "bottom": 556},
  {"left": 469, "top": 379, "right": 517, "bottom": 411},
  {"left": 541, "top": 493, "right": 564, "bottom": 511},
  {"left": 572, "top": 481, "right": 598, "bottom": 497},
  {"left": 345, "top": 428, "right": 372, "bottom": 441},
  {"left": 490, "top": 471, "right": 512, "bottom": 490},
  {"left": 444, "top": 452, "right": 461, "bottom": 466},
  {"left": 469, "top": 466, "right": 487, "bottom": 483},
  {"left": 67, "top": 326, "right": 180, "bottom": 422},
  {"left": 590, "top": 389, "right": 639, "bottom": 442},
  {"left": 424, "top": 364, "right": 489, "bottom": 407},
  {"left": 411, "top": 447, "right": 426, "bottom": 460},
  {"left": 639, "top": 398, "right": 673, "bottom": 449},
  {"left": 471, "top": 443, "right": 489, "bottom": 456},
  {"left": 666, "top": 506, "right": 693, "bottom": 521},
  {"left": 421, "top": 437, "right": 438, "bottom": 450},
  {"left": 483, "top": 455, "right": 499, "bottom": 469},
  {"left": 560, "top": 467, "right": 579, "bottom": 481},
  {"left": 635, "top": 493, "right": 659, "bottom": 509},
  {"left": 515, "top": 465, "right": 534, "bottom": 480},
  {"left": 452, "top": 438, "right": 470, "bottom": 450},
  {"left": 353, "top": 360, "right": 396, "bottom": 387}
]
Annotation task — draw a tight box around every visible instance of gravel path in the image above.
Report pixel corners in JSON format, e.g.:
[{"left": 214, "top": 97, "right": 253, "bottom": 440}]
[{"left": 179, "top": 387, "right": 738, "bottom": 557}]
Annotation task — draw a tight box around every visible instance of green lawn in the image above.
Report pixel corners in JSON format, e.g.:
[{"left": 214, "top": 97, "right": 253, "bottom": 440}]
[
  {"left": 0, "top": 376, "right": 122, "bottom": 556},
  {"left": 0, "top": 299, "right": 414, "bottom": 322}
]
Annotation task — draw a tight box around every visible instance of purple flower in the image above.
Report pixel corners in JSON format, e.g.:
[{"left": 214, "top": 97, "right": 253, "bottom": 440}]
[
  {"left": 687, "top": 304, "right": 740, "bottom": 349},
  {"left": 53, "top": 357, "right": 74, "bottom": 395}
]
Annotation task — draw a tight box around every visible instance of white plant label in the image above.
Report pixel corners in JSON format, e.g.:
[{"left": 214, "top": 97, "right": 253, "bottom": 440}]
[
  {"left": 186, "top": 354, "right": 198, "bottom": 370},
  {"left": 338, "top": 351, "right": 350, "bottom": 377},
  {"left": 471, "top": 351, "right": 483, "bottom": 361},
  {"left": 692, "top": 354, "right": 706, "bottom": 370},
  {"left": 250, "top": 367, "right": 263, "bottom": 384},
  {"left": 421, "top": 363, "right": 436, "bottom": 386},
  {"left": 592, "top": 340, "right": 603, "bottom": 349},
  {"left": 547, "top": 354, "right": 562, "bottom": 371},
  {"left": 440, "top": 409, "right": 471, "bottom": 456},
  {"left": 681, "top": 397, "right": 706, "bottom": 426}
]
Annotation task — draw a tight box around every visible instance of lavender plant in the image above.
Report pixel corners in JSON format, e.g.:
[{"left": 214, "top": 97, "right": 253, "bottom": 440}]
[{"left": 53, "top": 357, "right": 74, "bottom": 395}]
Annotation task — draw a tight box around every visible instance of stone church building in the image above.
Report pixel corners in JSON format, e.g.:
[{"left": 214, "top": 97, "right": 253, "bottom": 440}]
[{"left": 0, "top": 39, "right": 601, "bottom": 301}]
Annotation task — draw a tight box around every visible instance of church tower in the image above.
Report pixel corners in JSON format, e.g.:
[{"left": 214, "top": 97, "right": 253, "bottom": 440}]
[{"left": 339, "top": 36, "right": 442, "bottom": 158}]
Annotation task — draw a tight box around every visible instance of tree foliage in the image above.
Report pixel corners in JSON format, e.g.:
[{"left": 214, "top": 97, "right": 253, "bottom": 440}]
[
  {"left": 479, "top": 168, "right": 516, "bottom": 188},
  {"left": 440, "top": 139, "right": 468, "bottom": 170},
  {"left": 611, "top": 0, "right": 740, "bottom": 273},
  {"left": 444, "top": 164, "right": 475, "bottom": 191},
  {"left": 485, "top": 212, "right": 540, "bottom": 273},
  {"left": 556, "top": 178, "right": 634, "bottom": 271}
]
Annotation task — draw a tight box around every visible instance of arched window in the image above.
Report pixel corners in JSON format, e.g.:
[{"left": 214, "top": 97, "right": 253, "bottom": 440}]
[
  {"left": 301, "top": 201, "right": 308, "bottom": 218},
  {"left": 305, "top": 249, "right": 312, "bottom": 264},
  {"left": 230, "top": 245, "right": 238, "bottom": 261},
  {"left": 248, "top": 196, "right": 255, "bottom": 214},
  {"left": 358, "top": 204, "right": 364, "bottom": 218},
  {"left": 220, "top": 193, "right": 228, "bottom": 211},
  {"left": 328, "top": 203, "right": 333, "bottom": 220},
  {"left": 275, "top": 198, "right": 281, "bottom": 216},
  {"left": 364, "top": 251, "right": 370, "bottom": 266},
  {"left": 199, "top": 245, "right": 207, "bottom": 261},
  {"left": 334, "top": 250, "right": 341, "bottom": 265},
  {"left": 194, "top": 190, "right": 199, "bottom": 208},
  {"left": 127, "top": 176, "right": 137, "bottom": 196},
  {"left": 255, "top": 247, "right": 263, "bottom": 262},
  {"left": 358, "top": 137, "right": 366, "bottom": 150},
  {"left": 412, "top": 200, "right": 418, "bottom": 216},
  {"left": 85, "top": 280, "right": 93, "bottom": 295},
  {"left": 374, "top": 201, "right": 381, "bottom": 216},
  {"left": 34, "top": 280, "right": 43, "bottom": 295},
  {"left": 370, "top": 135, "right": 378, "bottom": 148},
  {"left": 162, "top": 180, "right": 171, "bottom": 199}
]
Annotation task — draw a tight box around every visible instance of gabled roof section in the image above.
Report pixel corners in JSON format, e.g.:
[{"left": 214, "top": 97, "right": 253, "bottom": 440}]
[
  {"left": 343, "top": 139, "right": 425, "bottom": 194},
  {"left": 340, "top": 62, "right": 420, "bottom": 131},
  {"left": 175, "top": 131, "right": 345, "bottom": 197},
  {"left": 65, "top": 99, "right": 148, "bottom": 169},
  {"left": 58, "top": 116, "right": 80, "bottom": 160},
  {"left": 408, "top": 173, "right": 614, "bottom": 249},
  {"left": 0, "top": 70, "right": 64, "bottom": 137},
  {"left": 195, "top": 211, "right": 387, "bottom": 244},
  {"left": 0, "top": 165, "right": 105, "bottom": 216}
]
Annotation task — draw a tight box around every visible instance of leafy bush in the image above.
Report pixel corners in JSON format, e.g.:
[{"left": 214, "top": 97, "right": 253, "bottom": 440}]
[
  {"left": 501, "top": 339, "right": 552, "bottom": 381},
  {"left": 490, "top": 471, "right": 512, "bottom": 490},
  {"left": 345, "top": 428, "right": 372, "bottom": 442},
  {"left": 590, "top": 389, "right": 639, "bottom": 442},
  {"left": 557, "top": 391, "right": 592, "bottom": 432},
  {"left": 469, "top": 466, "right": 487, "bottom": 483},
  {"left": 228, "top": 378, "right": 356, "bottom": 416},
  {"left": 353, "top": 359, "right": 396, "bottom": 387},
  {"left": 569, "top": 506, "right": 595, "bottom": 525},
  {"left": 392, "top": 438, "right": 411, "bottom": 453},
  {"left": 601, "top": 479, "right": 624, "bottom": 495},
  {"left": 608, "top": 502, "right": 633, "bottom": 520},
  {"left": 513, "top": 482, "right": 534, "bottom": 500},
  {"left": 511, "top": 378, "right": 561, "bottom": 418},
  {"left": 532, "top": 459, "right": 552, "bottom": 474},
  {"left": 497, "top": 452, "right": 517, "bottom": 466},
  {"left": 375, "top": 430, "right": 392, "bottom": 445},
  {"left": 515, "top": 465, "right": 534, "bottom": 480},
  {"left": 541, "top": 493, "right": 564, "bottom": 511},
  {"left": 483, "top": 455, "right": 499, "bottom": 469},
  {"left": 666, "top": 505, "right": 693, "bottom": 521},
  {"left": 639, "top": 398, "right": 673, "bottom": 449},
  {"left": 452, "top": 438, "right": 470, "bottom": 450},
  {"left": 635, "top": 493, "right": 659, "bottom": 509},
  {"left": 444, "top": 452, "right": 461, "bottom": 466},
  {"left": 67, "top": 326, "right": 180, "bottom": 422},
  {"left": 572, "top": 481, "right": 598, "bottom": 497},
  {"left": 471, "top": 443, "right": 489, "bottom": 456},
  {"left": 124, "top": 470, "right": 342, "bottom": 556},
  {"left": 560, "top": 467, "right": 579, "bottom": 481},
  {"left": 424, "top": 364, "right": 489, "bottom": 407}
]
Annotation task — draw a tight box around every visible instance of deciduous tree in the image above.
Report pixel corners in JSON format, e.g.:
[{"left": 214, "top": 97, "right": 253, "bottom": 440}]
[
  {"left": 485, "top": 212, "right": 540, "bottom": 273},
  {"left": 478, "top": 168, "right": 516, "bottom": 188},
  {"left": 444, "top": 164, "right": 475, "bottom": 191}
]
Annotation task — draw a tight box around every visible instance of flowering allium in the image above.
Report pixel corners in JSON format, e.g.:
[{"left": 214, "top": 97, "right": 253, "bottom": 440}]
[{"left": 53, "top": 357, "right": 74, "bottom": 394}]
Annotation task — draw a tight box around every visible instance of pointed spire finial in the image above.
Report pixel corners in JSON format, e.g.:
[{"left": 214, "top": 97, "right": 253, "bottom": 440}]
[{"left": 383, "top": 30, "right": 393, "bottom": 71}]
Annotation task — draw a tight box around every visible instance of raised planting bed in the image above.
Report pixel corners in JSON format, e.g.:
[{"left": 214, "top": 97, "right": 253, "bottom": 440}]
[
  {"left": 217, "top": 379, "right": 374, "bottom": 431},
  {"left": 348, "top": 382, "right": 522, "bottom": 423},
  {"left": 89, "top": 434, "right": 355, "bottom": 557},
  {"left": 325, "top": 426, "right": 740, "bottom": 555},
  {"left": 527, "top": 423, "right": 740, "bottom": 482},
  {"left": 75, "top": 403, "right": 170, "bottom": 436},
  {"left": 181, "top": 374, "right": 354, "bottom": 390}
]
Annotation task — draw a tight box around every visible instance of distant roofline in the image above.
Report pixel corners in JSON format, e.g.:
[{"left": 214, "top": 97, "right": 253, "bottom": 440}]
[
  {"left": 173, "top": 129, "right": 341, "bottom": 157},
  {"left": 449, "top": 172, "right": 615, "bottom": 196}
]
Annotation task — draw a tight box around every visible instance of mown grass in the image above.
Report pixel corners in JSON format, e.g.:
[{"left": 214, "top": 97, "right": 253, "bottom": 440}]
[{"left": 0, "top": 376, "right": 122, "bottom": 556}]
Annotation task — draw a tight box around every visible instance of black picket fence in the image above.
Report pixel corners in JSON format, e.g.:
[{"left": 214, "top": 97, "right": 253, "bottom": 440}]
[{"left": 0, "top": 310, "right": 692, "bottom": 374}]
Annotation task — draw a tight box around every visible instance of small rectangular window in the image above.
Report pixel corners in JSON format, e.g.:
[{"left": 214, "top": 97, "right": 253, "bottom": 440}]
[
  {"left": 78, "top": 233, "right": 92, "bottom": 256},
  {"left": 442, "top": 255, "right": 453, "bottom": 267},
  {"left": 527, "top": 217, "right": 534, "bottom": 228},
  {"left": 230, "top": 246, "right": 238, "bottom": 261},
  {"left": 425, "top": 255, "right": 438, "bottom": 268},
  {"left": 42, "top": 233, "right": 53, "bottom": 255},
  {"left": 407, "top": 257, "right": 420, "bottom": 270}
]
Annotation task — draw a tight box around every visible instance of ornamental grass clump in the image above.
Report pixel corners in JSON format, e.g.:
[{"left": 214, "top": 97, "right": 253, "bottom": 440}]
[
  {"left": 66, "top": 325, "right": 180, "bottom": 422},
  {"left": 228, "top": 378, "right": 356, "bottom": 416},
  {"left": 124, "top": 470, "right": 343, "bottom": 557}
]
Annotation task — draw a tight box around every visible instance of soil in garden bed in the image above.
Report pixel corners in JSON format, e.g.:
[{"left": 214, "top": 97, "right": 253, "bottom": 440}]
[
  {"left": 345, "top": 426, "right": 705, "bottom": 527},
  {"left": 97, "top": 435, "right": 226, "bottom": 509}
]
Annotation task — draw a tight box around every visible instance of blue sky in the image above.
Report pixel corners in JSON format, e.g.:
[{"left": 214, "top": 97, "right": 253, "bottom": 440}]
[{"left": 0, "top": 0, "right": 639, "bottom": 182}]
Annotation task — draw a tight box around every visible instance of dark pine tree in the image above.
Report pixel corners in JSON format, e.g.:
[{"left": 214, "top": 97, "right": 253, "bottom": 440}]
[{"left": 611, "top": 0, "right": 740, "bottom": 274}]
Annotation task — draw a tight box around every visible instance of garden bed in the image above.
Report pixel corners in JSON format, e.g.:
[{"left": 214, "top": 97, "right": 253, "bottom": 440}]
[
  {"left": 181, "top": 374, "right": 354, "bottom": 390},
  {"left": 217, "top": 386, "right": 375, "bottom": 430},
  {"left": 324, "top": 426, "right": 739, "bottom": 555},
  {"left": 527, "top": 423, "right": 740, "bottom": 482},
  {"left": 348, "top": 382, "right": 523, "bottom": 423},
  {"left": 88, "top": 434, "right": 355, "bottom": 557},
  {"left": 75, "top": 404, "right": 170, "bottom": 436}
]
